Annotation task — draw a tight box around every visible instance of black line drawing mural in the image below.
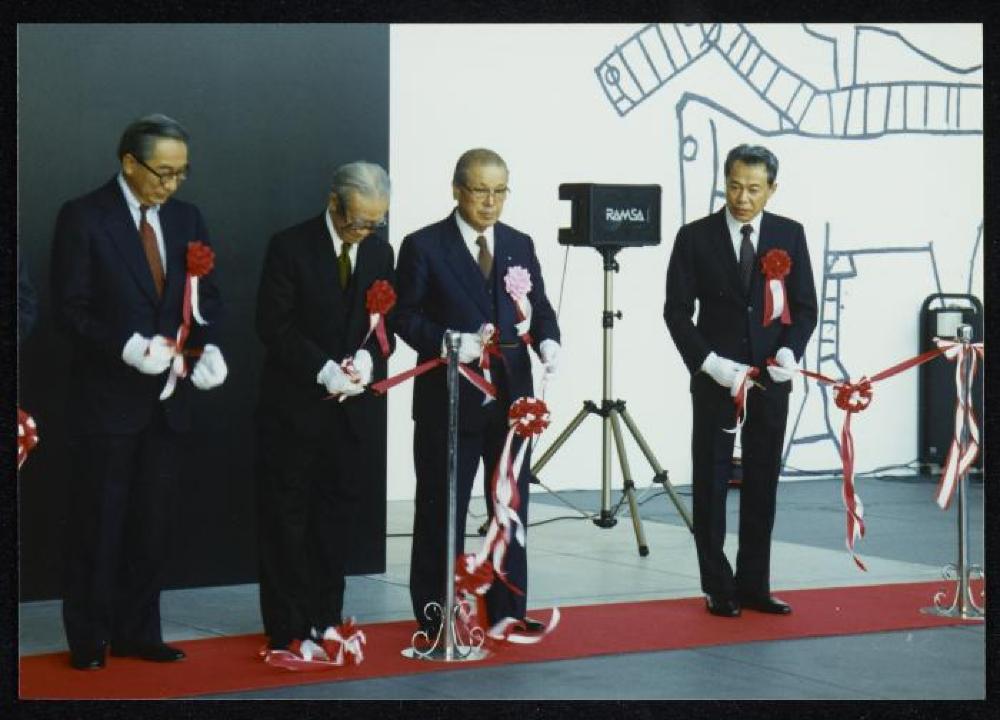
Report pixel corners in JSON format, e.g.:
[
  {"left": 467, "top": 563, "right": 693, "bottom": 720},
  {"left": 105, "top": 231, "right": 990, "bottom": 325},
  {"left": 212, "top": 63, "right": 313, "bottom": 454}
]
[{"left": 595, "top": 23, "right": 983, "bottom": 476}]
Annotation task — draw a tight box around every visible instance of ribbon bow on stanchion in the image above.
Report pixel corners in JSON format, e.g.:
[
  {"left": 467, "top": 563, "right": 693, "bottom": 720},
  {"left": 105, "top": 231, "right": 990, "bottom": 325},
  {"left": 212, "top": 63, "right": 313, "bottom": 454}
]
[
  {"left": 454, "top": 397, "right": 561, "bottom": 645},
  {"left": 504, "top": 266, "right": 533, "bottom": 346},
  {"left": 933, "top": 337, "right": 984, "bottom": 510},
  {"left": 17, "top": 408, "right": 39, "bottom": 470},
  {"left": 160, "top": 241, "right": 215, "bottom": 400}
]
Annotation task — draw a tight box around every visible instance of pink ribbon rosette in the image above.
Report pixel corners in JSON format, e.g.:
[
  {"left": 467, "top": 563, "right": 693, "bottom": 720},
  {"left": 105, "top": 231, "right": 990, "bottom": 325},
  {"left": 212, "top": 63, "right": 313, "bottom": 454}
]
[
  {"left": 760, "top": 248, "right": 792, "bottom": 327},
  {"left": 454, "top": 397, "right": 561, "bottom": 644},
  {"left": 503, "top": 266, "right": 533, "bottom": 345},
  {"left": 362, "top": 280, "right": 396, "bottom": 358},
  {"left": 160, "top": 241, "right": 215, "bottom": 400},
  {"left": 17, "top": 408, "right": 39, "bottom": 470}
]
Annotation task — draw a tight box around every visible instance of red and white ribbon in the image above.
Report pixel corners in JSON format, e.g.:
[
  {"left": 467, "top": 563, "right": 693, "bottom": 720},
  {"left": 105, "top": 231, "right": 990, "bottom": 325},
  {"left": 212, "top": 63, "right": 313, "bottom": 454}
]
[
  {"left": 259, "top": 620, "right": 366, "bottom": 671},
  {"left": 320, "top": 620, "right": 367, "bottom": 666},
  {"left": 504, "top": 266, "right": 534, "bottom": 346},
  {"left": 933, "top": 338, "right": 984, "bottom": 509},
  {"left": 723, "top": 366, "right": 759, "bottom": 434},
  {"left": 161, "top": 242, "right": 214, "bottom": 400},
  {"left": 369, "top": 355, "right": 496, "bottom": 400},
  {"left": 361, "top": 280, "right": 396, "bottom": 358},
  {"left": 17, "top": 408, "right": 39, "bottom": 470},
  {"left": 760, "top": 248, "right": 792, "bottom": 327}
]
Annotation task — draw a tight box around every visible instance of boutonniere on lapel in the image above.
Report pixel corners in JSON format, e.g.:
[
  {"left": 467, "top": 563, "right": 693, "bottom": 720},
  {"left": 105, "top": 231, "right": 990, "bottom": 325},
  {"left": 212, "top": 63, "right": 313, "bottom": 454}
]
[
  {"left": 362, "top": 279, "right": 396, "bottom": 358},
  {"left": 160, "top": 241, "right": 215, "bottom": 400},
  {"left": 760, "top": 248, "right": 792, "bottom": 327},
  {"left": 503, "top": 266, "right": 533, "bottom": 345}
]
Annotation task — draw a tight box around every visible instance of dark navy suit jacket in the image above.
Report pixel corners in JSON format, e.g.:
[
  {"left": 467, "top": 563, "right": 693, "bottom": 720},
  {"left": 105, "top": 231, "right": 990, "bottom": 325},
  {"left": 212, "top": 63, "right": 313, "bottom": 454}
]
[
  {"left": 50, "top": 177, "right": 222, "bottom": 434},
  {"left": 394, "top": 213, "right": 561, "bottom": 429}
]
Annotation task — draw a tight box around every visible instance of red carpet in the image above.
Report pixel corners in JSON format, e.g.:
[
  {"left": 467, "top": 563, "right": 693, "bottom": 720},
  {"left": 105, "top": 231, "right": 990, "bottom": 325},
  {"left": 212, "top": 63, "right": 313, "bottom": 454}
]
[{"left": 19, "top": 580, "right": 983, "bottom": 699}]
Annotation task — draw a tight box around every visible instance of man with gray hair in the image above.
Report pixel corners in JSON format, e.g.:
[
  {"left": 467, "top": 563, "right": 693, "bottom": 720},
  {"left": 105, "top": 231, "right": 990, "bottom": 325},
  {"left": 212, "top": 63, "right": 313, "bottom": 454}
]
[{"left": 254, "top": 161, "right": 394, "bottom": 662}]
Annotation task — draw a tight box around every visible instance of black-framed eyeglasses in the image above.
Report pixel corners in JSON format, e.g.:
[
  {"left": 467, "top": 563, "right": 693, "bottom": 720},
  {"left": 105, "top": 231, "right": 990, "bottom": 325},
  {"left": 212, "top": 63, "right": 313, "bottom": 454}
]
[
  {"left": 136, "top": 157, "right": 189, "bottom": 186},
  {"left": 462, "top": 185, "right": 510, "bottom": 201},
  {"left": 337, "top": 204, "right": 387, "bottom": 233}
]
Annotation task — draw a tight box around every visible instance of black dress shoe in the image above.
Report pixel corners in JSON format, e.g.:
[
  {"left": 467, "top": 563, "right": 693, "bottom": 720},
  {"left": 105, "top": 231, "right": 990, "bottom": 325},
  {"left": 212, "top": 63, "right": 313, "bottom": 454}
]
[
  {"left": 70, "top": 646, "right": 107, "bottom": 670},
  {"left": 521, "top": 616, "right": 545, "bottom": 633},
  {"left": 705, "top": 595, "right": 741, "bottom": 617},
  {"left": 110, "top": 642, "right": 186, "bottom": 662},
  {"left": 738, "top": 594, "right": 792, "bottom": 614}
]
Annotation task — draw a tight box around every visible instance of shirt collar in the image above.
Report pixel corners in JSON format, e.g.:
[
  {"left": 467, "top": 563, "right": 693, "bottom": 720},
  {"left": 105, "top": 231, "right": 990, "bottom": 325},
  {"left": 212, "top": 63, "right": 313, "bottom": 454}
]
[
  {"left": 454, "top": 208, "right": 494, "bottom": 253},
  {"left": 117, "top": 173, "right": 157, "bottom": 214},
  {"left": 325, "top": 207, "right": 356, "bottom": 256},
  {"left": 724, "top": 206, "right": 763, "bottom": 240}
]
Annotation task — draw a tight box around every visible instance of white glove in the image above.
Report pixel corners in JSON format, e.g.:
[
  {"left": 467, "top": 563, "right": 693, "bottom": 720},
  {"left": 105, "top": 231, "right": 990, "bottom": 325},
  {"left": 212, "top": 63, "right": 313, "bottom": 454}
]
[
  {"left": 317, "top": 359, "right": 350, "bottom": 395},
  {"left": 514, "top": 296, "right": 533, "bottom": 337},
  {"left": 122, "top": 332, "right": 173, "bottom": 375},
  {"left": 351, "top": 349, "right": 373, "bottom": 386},
  {"left": 338, "top": 352, "right": 368, "bottom": 399},
  {"left": 441, "top": 332, "right": 484, "bottom": 364},
  {"left": 191, "top": 344, "right": 228, "bottom": 390},
  {"left": 701, "top": 351, "right": 748, "bottom": 392},
  {"left": 766, "top": 346, "right": 799, "bottom": 383},
  {"left": 539, "top": 338, "right": 560, "bottom": 379}
]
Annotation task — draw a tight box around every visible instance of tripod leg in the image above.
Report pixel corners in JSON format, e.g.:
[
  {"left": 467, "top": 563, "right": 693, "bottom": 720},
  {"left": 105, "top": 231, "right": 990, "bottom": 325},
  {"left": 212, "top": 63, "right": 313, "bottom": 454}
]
[
  {"left": 617, "top": 406, "right": 694, "bottom": 532},
  {"left": 610, "top": 410, "right": 650, "bottom": 556},
  {"left": 530, "top": 404, "right": 591, "bottom": 475}
]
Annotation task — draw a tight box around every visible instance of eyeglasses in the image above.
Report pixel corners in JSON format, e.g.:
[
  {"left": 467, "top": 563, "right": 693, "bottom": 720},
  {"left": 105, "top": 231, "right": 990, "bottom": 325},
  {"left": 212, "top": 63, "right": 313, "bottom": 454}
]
[
  {"left": 136, "top": 157, "right": 188, "bottom": 186},
  {"left": 338, "top": 206, "right": 387, "bottom": 233},
  {"left": 462, "top": 185, "right": 510, "bottom": 202}
]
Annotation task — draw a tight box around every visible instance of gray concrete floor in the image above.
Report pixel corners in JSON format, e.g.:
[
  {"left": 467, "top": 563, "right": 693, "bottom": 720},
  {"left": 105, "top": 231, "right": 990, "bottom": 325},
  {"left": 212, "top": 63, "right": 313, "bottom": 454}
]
[{"left": 19, "top": 476, "right": 986, "bottom": 699}]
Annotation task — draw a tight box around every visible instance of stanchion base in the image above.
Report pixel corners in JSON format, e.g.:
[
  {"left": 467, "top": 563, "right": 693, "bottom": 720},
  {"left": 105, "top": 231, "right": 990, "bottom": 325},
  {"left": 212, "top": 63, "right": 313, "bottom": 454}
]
[
  {"left": 401, "top": 646, "right": 491, "bottom": 662},
  {"left": 593, "top": 512, "right": 617, "bottom": 528},
  {"left": 919, "top": 606, "right": 984, "bottom": 622}
]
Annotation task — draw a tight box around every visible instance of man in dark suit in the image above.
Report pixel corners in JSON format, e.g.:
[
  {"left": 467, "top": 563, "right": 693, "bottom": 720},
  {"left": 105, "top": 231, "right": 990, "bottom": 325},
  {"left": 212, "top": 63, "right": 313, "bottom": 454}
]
[
  {"left": 254, "top": 161, "right": 393, "bottom": 659},
  {"left": 664, "top": 144, "right": 817, "bottom": 618},
  {"left": 50, "top": 114, "right": 226, "bottom": 669},
  {"left": 395, "top": 148, "right": 561, "bottom": 636}
]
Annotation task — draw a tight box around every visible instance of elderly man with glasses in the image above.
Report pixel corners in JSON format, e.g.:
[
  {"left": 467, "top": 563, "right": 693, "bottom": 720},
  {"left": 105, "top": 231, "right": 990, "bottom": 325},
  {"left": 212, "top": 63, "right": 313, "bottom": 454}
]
[
  {"left": 394, "top": 148, "right": 561, "bottom": 640},
  {"left": 254, "top": 161, "right": 394, "bottom": 663},
  {"left": 50, "top": 113, "right": 226, "bottom": 670}
]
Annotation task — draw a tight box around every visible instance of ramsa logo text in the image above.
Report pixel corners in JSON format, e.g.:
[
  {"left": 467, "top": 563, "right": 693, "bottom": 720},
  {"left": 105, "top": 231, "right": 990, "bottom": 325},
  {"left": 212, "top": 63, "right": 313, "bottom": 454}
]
[{"left": 605, "top": 207, "right": 646, "bottom": 223}]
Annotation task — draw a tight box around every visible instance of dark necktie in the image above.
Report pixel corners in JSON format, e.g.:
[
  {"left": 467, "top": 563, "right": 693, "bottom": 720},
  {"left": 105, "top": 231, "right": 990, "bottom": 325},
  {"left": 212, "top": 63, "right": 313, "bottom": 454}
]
[
  {"left": 739, "top": 224, "right": 755, "bottom": 294},
  {"left": 476, "top": 235, "right": 492, "bottom": 279},
  {"left": 338, "top": 242, "right": 352, "bottom": 289},
  {"left": 139, "top": 205, "right": 165, "bottom": 298}
]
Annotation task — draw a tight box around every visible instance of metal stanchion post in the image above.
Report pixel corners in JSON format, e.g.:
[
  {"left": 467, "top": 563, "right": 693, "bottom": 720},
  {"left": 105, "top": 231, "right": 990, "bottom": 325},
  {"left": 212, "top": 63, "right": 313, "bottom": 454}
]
[
  {"left": 921, "top": 324, "right": 984, "bottom": 620},
  {"left": 403, "top": 331, "right": 489, "bottom": 660}
]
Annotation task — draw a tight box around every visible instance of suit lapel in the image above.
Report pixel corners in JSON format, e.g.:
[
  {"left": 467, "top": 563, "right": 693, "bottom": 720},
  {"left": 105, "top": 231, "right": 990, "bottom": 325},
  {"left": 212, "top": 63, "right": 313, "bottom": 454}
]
[
  {"left": 751, "top": 211, "right": 776, "bottom": 298},
  {"left": 442, "top": 215, "right": 492, "bottom": 317},
  {"left": 491, "top": 225, "right": 514, "bottom": 330},
  {"left": 103, "top": 181, "right": 161, "bottom": 305},
  {"left": 159, "top": 201, "right": 188, "bottom": 315},
  {"left": 347, "top": 232, "right": 378, "bottom": 341},
  {"left": 310, "top": 214, "right": 347, "bottom": 322},
  {"left": 711, "top": 209, "right": 744, "bottom": 297}
]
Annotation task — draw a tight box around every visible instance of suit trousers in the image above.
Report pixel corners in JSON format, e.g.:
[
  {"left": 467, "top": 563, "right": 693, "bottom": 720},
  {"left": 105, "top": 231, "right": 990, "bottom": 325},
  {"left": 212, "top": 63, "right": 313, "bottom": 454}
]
[
  {"left": 61, "top": 408, "right": 181, "bottom": 657},
  {"left": 690, "top": 382, "right": 788, "bottom": 599},
  {"left": 409, "top": 398, "right": 532, "bottom": 629},
  {"left": 255, "top": 409, "right": 362, "bottom": 648}
]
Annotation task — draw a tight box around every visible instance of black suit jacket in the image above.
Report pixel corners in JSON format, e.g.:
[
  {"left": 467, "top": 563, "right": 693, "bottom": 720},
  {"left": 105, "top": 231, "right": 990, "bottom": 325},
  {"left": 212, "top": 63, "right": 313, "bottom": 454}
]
[
  {"left": 255, "top": 213, "right": 395, "bottom": 438},
  {"left": 664, "top": 209, "right": 817, "bottom": 396},
  {"left": 50, "top": 177, "right": 223, "bottom": 434},
  {"left": 394, "top": 214, "right": 560, "bottom": 430}
]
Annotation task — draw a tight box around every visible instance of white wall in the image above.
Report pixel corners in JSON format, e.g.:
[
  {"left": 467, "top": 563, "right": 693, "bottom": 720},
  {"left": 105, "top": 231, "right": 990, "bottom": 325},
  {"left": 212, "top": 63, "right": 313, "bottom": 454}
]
[{"left": 386, "top": 23, "right": 983, "bottom": 501}]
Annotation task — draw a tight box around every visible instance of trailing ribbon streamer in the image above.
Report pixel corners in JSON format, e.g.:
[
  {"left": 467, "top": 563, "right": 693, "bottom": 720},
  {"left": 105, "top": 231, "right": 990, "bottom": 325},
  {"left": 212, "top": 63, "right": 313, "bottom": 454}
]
[
  {"left": 760, "top": 248, "right": 792, "bottom": 327},
  {"left": 767, "top": 340, "right": 976, "bottom": 569},
  {"left": 933, "top": 338, "right": 984, "bottom": 509},
  {"left": 361, "top": 280, "right": 396, "bottom": 358},
  {"left": 504, "top": 266, "right": 534, "bottom": 346},
  {"left": 17, "top": 408, "right": 39, "bottom": 470},
  {"left": 160, "top": 242, "right": 215, "bottom": 400},
  {"left": 453, "top": 397, "right": 560, "bottom": 644},
  {"left": 724, "top": 366, "right": 760, "bottom": 434}
]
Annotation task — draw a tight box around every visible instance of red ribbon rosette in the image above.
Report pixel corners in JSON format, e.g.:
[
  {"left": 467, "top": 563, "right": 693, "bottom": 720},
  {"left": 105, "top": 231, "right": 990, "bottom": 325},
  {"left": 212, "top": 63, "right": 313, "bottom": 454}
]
[
  {"left": 160, "top": 241, "right": 216, "bottom": 400},
  {"left": 17, "top": 408, "right": 39, "bottom": 470},
  {"left": 186, "top": 241, "right": 215, "bottom": 277},
  {"left": 363, "top": 280, "right": 396, "bottom": 357},
  {"left": 760, "top": 248, "right": 792, "bottom": 327}
]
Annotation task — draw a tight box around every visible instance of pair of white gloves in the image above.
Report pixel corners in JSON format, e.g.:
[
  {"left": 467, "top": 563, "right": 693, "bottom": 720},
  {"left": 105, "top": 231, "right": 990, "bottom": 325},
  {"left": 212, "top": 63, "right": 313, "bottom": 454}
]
[
  {"left": 443, "top": 328, "right": 561, "bottom": 383},
  {"left": 701, "top": 346, "right": 798, "bottom": 394},
  {"left": 122, "top": 332, "right": 228, "bottom": 390},
  {"left": 317, "top": 349, "right": 373, "bottom": 398}
]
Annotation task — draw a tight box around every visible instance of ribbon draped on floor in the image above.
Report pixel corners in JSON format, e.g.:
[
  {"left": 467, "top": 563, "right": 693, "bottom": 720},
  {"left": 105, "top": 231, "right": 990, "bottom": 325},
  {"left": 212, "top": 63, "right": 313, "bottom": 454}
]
[
  {"left": 768, "top": 337, "right": 984, "bottom": 570},
  {"left": 259, "top": 620, "right": 367, "bottom": 671},
  {"left": 454, "top": 397, "right": 561, "bottom": 644},
  {"left": 160, "top": 242, "right": 215, "bottom": 400}
]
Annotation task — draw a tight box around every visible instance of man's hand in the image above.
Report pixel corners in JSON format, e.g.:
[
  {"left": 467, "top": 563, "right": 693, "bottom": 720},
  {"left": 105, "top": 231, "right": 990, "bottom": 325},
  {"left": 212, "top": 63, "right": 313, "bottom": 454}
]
[
  {"left": 441, "top": 332, "right": 484, "bottom": 364},
  {"left": 539, "top": 338, "right": 560, "bottom": 381},
  {"left": 122, "top": 333, "right": 173, "bottom": 375},
  {"left": 351, "top": 349, "right": 373, "bottom": 386},
  {"left": 766, "top": 346, "right": 799, "bottom": 383},
  {"left": 317, "top": 360, "right": 350, "bottom": 395},
  {"left": 514, "top": 296, "right": 533, "bottom": 337},
  {"left": 701, "top": 351, "right": 748, "bottom": 391},
  {"left": 191, "top": 344, "right": 228, "bottom": 390}
]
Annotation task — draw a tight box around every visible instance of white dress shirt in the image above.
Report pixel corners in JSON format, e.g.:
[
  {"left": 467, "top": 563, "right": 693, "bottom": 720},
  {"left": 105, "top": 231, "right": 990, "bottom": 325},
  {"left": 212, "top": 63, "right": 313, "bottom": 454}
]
[
  {"left": 454, "top": 208, "right": 494, "bottom": 261},
  {"left": 325, "top": 207, "right": 358, "bottom": 266},
  {"left": 118, "top": 173, "right": 166, "bottom": 271},
  {"left": 724, "top": 206, "right": 763, "bottom": 260}
]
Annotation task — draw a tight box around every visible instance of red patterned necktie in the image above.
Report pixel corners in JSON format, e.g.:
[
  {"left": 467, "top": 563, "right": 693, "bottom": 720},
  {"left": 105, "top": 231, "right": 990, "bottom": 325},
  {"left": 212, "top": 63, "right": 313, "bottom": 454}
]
[{"left": 139, "top": 205, "right": 165, "bottom": 297}]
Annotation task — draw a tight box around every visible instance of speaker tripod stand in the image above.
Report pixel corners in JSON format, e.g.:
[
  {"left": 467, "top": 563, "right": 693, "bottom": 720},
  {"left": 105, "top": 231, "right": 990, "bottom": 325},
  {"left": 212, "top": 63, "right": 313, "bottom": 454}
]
[{"left": 531, "top": 246, "right": 693, "bottom": 555}]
